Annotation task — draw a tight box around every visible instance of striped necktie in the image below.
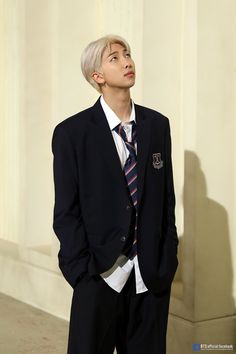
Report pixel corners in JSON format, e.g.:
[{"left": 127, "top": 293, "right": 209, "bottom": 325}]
[{"left": 113, "top": 121, "right": 138, "bottom": 259}]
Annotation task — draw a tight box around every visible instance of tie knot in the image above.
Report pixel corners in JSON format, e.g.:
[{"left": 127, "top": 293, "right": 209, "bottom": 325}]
[{"left": 113, "top": 121, "right": 136, "bottom": 144}]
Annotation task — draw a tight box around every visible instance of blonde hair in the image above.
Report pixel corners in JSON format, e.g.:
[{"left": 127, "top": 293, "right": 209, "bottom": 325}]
[{"left": 81, "top": 34, "right": 131, "bottom": 92}]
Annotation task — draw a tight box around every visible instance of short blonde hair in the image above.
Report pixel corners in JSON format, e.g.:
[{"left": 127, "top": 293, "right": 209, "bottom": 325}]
[{"left": 81, "top": 34, "right": 131, "bottom": 92}]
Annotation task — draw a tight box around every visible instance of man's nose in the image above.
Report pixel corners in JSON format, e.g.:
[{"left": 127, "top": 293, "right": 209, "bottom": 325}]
[{"left": 124, "top": 60, "right": 132, "bottom": 68}]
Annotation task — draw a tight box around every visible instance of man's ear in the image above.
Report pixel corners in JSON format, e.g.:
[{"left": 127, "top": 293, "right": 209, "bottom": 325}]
[{"left": 91, "top": 71, "right": 105, "bottom": 85}]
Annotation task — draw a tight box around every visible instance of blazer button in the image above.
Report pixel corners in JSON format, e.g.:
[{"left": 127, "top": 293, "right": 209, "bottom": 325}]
[
  {"left": 126, "top": 205, "right": 131, "bottom": 210},
  {"left": 120, "top": 236, "right": 126, "bottom": 242}
]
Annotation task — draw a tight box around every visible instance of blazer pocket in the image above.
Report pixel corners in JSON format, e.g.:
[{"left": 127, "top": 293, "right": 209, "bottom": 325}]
[
  {"left": 157, "top": 238, "right": 178, "bottom": 284},
  {"left": 73, "top": 273, "right": 90, "bottom": 291}
]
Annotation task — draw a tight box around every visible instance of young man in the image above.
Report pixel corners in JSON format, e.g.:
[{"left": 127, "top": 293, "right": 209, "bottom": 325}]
[{"left": 52, "top": 34, "right": 178, "bottom": 354}]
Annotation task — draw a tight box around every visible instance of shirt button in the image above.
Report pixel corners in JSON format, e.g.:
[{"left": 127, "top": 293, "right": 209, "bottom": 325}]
[{"left": 120, "top": 236, "right": 126, "bottom": 242}]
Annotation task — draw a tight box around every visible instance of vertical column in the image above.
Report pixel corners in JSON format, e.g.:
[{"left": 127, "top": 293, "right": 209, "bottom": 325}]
[
  {"left": 195, "top": 0, "right": 235, "bottom": 327},
  {"left": 20, "top": 0, "right": 54, "bottom": 248},
  {"left": 169, "top": 0, "right": 236, "bottom": 352},
  {"left": 171, "top": 0, "right": 199, "bottom": 321},
  {"left": 94, "top": 0, "right": 144, "bottom": 103},
  {"left": 142, "top": 0, "right": 184, "bottom": 241},
  {"left": 0, "top": 0, "right": 23, "bottom": 244}
]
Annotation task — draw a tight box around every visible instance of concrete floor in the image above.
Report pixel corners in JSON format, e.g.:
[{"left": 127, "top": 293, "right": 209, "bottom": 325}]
[{"left": 0, "top": 293, "right": 68, "bottom": 354}]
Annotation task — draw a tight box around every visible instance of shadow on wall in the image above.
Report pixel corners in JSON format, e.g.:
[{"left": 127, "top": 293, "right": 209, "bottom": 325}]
[{"left": 175, "top": 150, "right": 235, "bottom": 330}]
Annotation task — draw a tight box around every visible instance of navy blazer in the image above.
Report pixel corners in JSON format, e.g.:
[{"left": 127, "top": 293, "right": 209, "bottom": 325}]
[{"left": 52, "top": 98, "right": 178, "bottom": 293}]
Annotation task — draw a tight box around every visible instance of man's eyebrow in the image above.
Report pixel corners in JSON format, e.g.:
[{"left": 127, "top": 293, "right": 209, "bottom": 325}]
[
  {"left": 107, "top": 48, "right": 128, "bottom": 58},
  {"left": 107, "top": 51, "right": 118, "bottom": 58}
]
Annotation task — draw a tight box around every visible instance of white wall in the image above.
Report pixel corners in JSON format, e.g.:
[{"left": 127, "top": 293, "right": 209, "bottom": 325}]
[{"left": 0, "top": 0, "right": 235, "bottom": 352}]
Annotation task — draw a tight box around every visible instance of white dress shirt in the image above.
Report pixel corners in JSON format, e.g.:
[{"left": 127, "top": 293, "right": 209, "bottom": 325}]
[{"left": 100, "top": 96, "right": 148, "bottom": 294}]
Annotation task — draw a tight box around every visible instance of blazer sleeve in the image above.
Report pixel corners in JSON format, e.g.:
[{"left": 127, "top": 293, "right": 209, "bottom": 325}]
[
  {"left": 52, "top": 124, "right": 89, "bottom": 288},
  {"left": 163, "top": 119, "right": 179, "bottom": 251}
]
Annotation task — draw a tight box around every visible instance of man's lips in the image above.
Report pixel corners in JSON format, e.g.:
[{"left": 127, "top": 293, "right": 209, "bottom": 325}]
[{"left": 124, "top": 71, "right": 135, "bottom": 77}]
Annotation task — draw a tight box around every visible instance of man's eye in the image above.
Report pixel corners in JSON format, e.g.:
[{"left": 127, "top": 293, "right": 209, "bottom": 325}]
[
  {"left": 110, "top": 56, "right": 118, "bottom": 61},
  {"left": 125, "top": 53, "right": 131, "bottom": 57}
]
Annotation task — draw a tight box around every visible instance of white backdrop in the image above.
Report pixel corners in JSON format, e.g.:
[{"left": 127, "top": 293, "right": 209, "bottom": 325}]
[{"left": 0, "top": 1, "right": 235, "bottom": 352}]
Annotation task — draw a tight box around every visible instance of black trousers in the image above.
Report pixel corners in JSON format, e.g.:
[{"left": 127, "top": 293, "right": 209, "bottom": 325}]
[{"left": 67, "top": 269, "right": 171, "bottom": 354}]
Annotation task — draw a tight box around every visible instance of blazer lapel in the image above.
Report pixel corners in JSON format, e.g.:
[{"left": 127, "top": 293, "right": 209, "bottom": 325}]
[
  {"left": 90, "top": 98, "right": 129, "bottom": 199},
  {"left": 135, "top": 104, "right": 152, "bottom": 210},
  {"left": 90, "top": 98, "right": 151, "bottom": 208}
]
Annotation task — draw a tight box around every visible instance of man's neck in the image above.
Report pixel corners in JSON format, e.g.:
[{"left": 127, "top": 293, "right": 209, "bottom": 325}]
[{"left": 102, "top": 89, "right": 132, "bottom": 122}]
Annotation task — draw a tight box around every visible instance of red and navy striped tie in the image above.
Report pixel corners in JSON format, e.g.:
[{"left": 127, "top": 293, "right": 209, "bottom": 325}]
[{"left": 113, "top": 121, "right": 138, "bottom": 259}]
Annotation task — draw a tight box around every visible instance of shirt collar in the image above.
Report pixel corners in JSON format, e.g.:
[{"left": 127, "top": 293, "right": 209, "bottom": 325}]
[{"left": 100, "top": 95, "right": 136, "bottom": 131}]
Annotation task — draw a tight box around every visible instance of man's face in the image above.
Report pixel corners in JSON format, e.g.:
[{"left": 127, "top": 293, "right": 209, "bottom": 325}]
[{"left": 94, "top": 43, "right": 136, "bottom": 91}]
